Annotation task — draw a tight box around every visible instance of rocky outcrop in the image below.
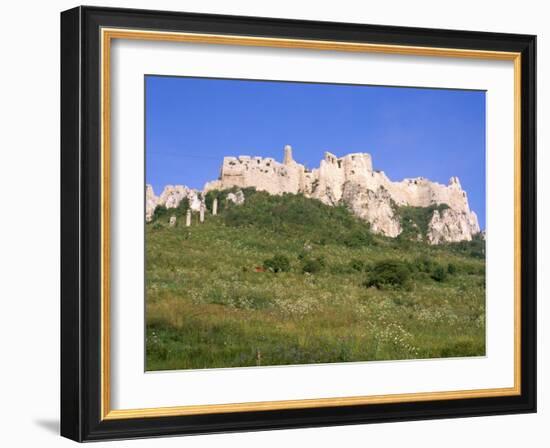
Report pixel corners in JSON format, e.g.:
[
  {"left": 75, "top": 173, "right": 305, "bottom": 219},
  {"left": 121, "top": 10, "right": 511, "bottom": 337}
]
[
  {"left": 226, "top": 190, "right": 245, "bottom": 205},
  {"left": 341, "top": 183, "right": 401, "bottom": 237},
  {"left": 158, "top": 185, "right": 202, "bottom": 211},
  {"left": 426, "top": 208, "right": 480, "bottom": 245},
  {"left": 145, "top": 185, "right": 158, "bottom": 222},
  {"left": 145, "top": 184, "right": 203, "bottom": 222},
  {"left": 202, "top": 145, "right": 481, "bottom": 243}
]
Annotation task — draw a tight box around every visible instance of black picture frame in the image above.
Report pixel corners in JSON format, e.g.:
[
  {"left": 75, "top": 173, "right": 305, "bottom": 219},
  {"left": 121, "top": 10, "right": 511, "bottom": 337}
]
[{"left": 61, "top": 5, "right": 536, "bottom": 442}]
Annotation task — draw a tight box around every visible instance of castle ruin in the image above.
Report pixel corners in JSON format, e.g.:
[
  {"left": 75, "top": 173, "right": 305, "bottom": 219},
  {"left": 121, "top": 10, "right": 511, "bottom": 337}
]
[{"left": 148, "top": 145, "right": 481, "bottom": 243}]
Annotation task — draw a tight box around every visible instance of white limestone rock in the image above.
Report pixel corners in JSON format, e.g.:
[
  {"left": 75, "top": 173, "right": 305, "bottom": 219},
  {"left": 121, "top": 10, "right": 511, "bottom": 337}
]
[
  {"left": 427, "top": 208, "right": 480, "bottom": 245},
  {"left": 145, "top": 184, "right": 158, "bottom": 222},
  {"left": 158, "top": 185, "right": 202, "bottom": 211},
  {"left": 226, "top": 190, "right": 245, "bottom": 205},
  {"left": 342, "top": 183, "right": 402, "bottom": 237}
]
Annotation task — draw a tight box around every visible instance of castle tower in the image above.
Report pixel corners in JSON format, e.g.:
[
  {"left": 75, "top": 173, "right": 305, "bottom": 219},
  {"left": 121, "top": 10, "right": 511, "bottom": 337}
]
[{"left": 283, "top": 145, "right": 293, "bottom": 165}]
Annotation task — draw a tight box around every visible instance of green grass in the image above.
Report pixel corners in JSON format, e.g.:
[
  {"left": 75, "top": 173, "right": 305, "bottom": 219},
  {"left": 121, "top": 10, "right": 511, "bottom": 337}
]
[{"left": 146, "top": 190, "right": 485, "bottom": 371}]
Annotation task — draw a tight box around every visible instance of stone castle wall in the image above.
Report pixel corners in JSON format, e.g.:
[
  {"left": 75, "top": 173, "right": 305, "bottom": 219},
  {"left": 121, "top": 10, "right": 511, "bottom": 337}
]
[
  {"left": 205, "top": 145, "right": 474, "bottom": 216},
  {"left": 148, "top": 145, "right": 481, "bottom": 243}
]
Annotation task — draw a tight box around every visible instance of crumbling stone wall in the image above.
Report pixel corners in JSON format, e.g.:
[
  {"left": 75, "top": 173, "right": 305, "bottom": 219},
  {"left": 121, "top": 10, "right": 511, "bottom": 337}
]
[{"left": 148, "top": 145, "right": 481, "bottom": 243}]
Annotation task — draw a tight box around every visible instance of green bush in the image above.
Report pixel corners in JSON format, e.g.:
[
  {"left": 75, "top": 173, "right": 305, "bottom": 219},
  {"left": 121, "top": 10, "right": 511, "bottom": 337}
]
[
  {"left": 431, "top": 265, "right": 448, "bottom": 282},
  {"left": 223, "top": 190, "right": 374, "bottom": 248},
  {"left": 452, "top": 261, "right": 485, "bottom": 276},
  {"left": 363, "top": 262, "right": 374, "bottom": 273},
  {"left": 447, "top": 235, "right": 485, "bottom": 259},
  {"left": 342, "top": 229, "right": 373, "bottom": 248},
  {"left": 152, "top": 198, "right": 190, "bottom": 221},
  {"left": 205, "top": 187, "right": 256, "bottom": 214},
  {"left": 151, "top": 220, "right": 163, "bottom": 230},
  {"left": 412, "top": 255, "right": 436, "bottom": 273},
  {"left": 393, "top": 234, "right": 413, "bottom": 250},
  {"left": 152, "top": 205, "right": 169, "bottom": 220},
  {"left": 447, "top": 263, "right": 457, "bottom": 275},
  {"left": 349, "top": 259, "right": 365, "bottom": 272},
  {"left": 364, "top": 260, "right": 410, "bottom": 289},
  {"left": 263, "top": 255, "right": 291, "bottom": 273},
  {"left": 302, "top": 257, "right": 325, "bottom": 274}
]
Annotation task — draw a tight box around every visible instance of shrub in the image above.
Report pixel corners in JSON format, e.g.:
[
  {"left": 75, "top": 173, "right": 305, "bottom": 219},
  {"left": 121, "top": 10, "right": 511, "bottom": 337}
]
[
  {"left": 176, "top": 197, "right": 190, "bottom": 216},
  {"left": 205, "top": 187, "right": 256, "bottom": 214},
  {"left": 152, "top": 205, "right": 168, "bottom": 220},
  {"left": 447, "top": 263, "right": 457, "bottom": 275},
  {"left": 393, "top": 234, "right": 412, "bottom": 249},
  {"left": 349, "top": 259, "right": 365, "bottom": 272},
  {"left": 431, "top": 265, "right": 448, "bottom": 282},
  {"left": 152, "top": 198, "right": 190, "bottom": 221},
  {"left": 223, "top": 191, "right": 374, "bottom": 248},
  {"left": 364, "top": 260, "right": 410, "bottom": 289},
  {"left": 412, "top": 255, "right": 436, "bottom": 273},
  {"left": 204, "top": 190, "right": 222, "bottom": 214},
  {"left": 447, "top": 236, "right": 485, "bottom": 259},
  {"left": 263, "top": 255, "right": 291, "bottom": 273},
  {"left": 302, "top": 257, "right": 325, "bottom": 274},
  {"left": 454, "top": 261, "right": 485, "bottom": 276},
  {"left": 363, "top": 262, "right": 374, "bottom": 273},
  {"left": 341, "top": 229, "right": 373, "bottom": 248}
]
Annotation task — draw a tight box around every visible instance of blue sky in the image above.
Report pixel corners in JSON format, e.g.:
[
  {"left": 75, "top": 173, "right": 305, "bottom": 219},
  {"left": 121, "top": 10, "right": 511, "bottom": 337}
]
[{"left": 146, "top": 76, "right": 486, "bottom": 229}]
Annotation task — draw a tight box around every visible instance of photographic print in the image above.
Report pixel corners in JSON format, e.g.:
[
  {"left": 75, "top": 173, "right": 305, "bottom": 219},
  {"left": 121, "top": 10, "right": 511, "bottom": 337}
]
[
  {"left": 61, "top": 9, "right": 536, "bottom": 440},
  {"left": 145, "top": 76, "right": 486, "bottom": 371}
]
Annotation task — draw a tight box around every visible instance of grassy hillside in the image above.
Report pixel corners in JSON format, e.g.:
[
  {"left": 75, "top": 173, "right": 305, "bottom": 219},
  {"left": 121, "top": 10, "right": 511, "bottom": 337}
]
[{"left": 146, "top": 189, "right": 485, "bottom": 371}]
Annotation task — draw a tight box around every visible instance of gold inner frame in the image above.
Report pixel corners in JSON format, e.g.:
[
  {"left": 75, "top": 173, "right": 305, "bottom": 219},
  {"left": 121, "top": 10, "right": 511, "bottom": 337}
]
[{"left": 100, "top": 27, "right": 522, "bottom": 420}]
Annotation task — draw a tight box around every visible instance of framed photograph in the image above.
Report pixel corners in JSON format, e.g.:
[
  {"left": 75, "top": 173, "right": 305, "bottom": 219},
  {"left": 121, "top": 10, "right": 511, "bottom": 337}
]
[{"left": 60, "top": 6, "right": 536, "bottom": 441}]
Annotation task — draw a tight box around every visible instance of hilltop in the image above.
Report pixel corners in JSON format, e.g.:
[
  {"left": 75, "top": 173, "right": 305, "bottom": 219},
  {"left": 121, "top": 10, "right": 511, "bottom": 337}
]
[{"left": 146, "top": 145, "right": 481, "bottom": 244}]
